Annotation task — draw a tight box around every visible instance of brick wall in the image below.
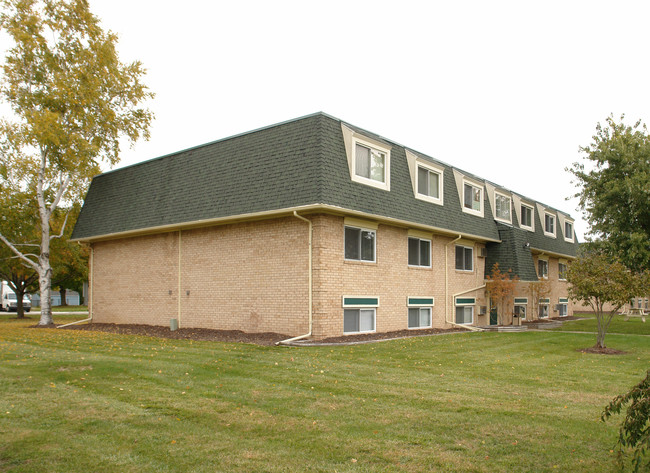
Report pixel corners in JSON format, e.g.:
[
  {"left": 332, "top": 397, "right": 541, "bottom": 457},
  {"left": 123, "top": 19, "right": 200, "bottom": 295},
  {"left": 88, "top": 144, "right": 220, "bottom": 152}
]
[
  {"left": 91, "top": 217, "right": 309, "bottom": 336},
  {"left": 90, "top": 212, "right": 572, "bottom": 339}
]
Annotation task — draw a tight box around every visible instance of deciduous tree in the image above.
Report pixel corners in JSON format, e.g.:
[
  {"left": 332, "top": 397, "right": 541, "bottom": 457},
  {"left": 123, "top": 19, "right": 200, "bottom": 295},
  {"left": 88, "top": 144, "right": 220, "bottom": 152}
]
[
  {"left": 602, "top": 370, "right": 650, "bottom": 473},
  {"left": 0, "top": 189, "right": 39, "bottom": 317},
  {"left": 568, "top": 115, "right": 650, "bottom": 272},
  {"left": 0, "top": 0, "right": 153, "bottom": 325},
  {"left": 567, "top": 250, "right": 649, "bottom": 349},
  {"left": 527, "top": 279, "right": 551, "bottom": 320},
  {"left": 486, "top": 263, "right": 519, "bottom": 325}
]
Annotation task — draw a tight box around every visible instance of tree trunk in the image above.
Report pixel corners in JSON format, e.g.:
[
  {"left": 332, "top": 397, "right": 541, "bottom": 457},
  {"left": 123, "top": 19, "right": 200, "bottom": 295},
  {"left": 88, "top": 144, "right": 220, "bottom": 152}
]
[
  {"left": 59, "top": 287, "right": 67, "bottom": 306},
  {"left": 38, "top": 268, "right": 53, "bottom": 326},
  {"left": 15, "top": 287, "right": 25, "bottom": 319}
]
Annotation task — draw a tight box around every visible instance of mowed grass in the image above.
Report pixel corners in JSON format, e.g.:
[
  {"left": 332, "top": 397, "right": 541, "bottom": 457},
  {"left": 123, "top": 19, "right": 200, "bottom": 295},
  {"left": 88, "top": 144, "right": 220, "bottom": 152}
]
[
  {"left": 0, "top": 315, "right": 648, "bottom": 473},
  {"left": 556, "top": 312, "right": 650, "bottom": 336}
]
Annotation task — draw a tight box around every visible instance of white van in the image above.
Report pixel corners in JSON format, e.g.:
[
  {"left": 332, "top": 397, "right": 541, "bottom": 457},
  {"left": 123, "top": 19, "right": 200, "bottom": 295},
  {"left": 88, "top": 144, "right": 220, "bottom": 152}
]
[{"left": 0, "top": 281, "right": 32, "bottom": 312}]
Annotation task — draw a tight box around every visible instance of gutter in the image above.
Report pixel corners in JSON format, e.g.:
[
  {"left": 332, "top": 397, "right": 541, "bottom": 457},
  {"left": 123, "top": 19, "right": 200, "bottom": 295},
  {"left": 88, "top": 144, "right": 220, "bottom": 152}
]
[
  {"left": 58, "top": 245, "right": 93, "bottom": 329},
  {"left": 450, "top": 285, "right": 486, "bottom": 332},
  {"left": 444, "top": 235, "right": 484, "bottom": 332},
  {"left": 276, "top": 212, "right": 313, "bottom": 345},
  {"left": 444, "top": 235, "right": 462, "bottom": 329}
]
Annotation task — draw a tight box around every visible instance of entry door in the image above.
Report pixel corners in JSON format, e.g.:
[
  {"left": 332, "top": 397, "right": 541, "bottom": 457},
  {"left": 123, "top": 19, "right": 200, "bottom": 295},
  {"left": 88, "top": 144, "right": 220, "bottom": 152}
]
[{"left": 489, "top": 299, "right": 498, "bottom": 325}]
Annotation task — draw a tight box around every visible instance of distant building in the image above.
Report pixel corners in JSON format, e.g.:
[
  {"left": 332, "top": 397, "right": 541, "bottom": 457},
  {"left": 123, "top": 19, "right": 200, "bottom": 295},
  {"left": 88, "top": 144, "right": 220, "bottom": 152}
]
[{"left": 31, "top": 290, "right": 80, "bottom": 307}]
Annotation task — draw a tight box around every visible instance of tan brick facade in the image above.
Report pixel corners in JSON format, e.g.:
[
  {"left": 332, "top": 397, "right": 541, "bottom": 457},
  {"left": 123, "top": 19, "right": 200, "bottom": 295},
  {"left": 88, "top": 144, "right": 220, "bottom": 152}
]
[{"left": 90, "top": 213, "right": 572, "bottom": 339}]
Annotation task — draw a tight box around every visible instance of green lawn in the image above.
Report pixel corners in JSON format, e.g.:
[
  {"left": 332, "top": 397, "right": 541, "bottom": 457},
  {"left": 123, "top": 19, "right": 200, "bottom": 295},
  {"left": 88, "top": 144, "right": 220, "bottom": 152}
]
[
  {"left": 556, "top": 313, "right": 650, "bottom": 336},
  {"left": 0, "top": 317, "right": 648, "bottom": 472}
]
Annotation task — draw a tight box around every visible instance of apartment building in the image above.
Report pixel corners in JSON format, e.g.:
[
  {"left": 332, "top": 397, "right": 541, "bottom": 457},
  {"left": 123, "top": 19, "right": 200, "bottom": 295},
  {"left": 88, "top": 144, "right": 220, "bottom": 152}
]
[{"left": 71, "top": 113, "right": 578, "bottom": 339}]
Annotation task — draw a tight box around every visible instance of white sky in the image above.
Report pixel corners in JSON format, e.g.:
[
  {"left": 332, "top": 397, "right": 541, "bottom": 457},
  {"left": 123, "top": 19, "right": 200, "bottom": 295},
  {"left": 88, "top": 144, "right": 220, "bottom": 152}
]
[{"left": 72, "top": 2, "right": 650, "bottom": 240}]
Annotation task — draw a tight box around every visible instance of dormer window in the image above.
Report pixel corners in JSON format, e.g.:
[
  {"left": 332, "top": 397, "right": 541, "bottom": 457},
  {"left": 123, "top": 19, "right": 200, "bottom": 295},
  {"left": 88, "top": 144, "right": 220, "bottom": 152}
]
[
  {"left": 418, "top": 166, "right": 440, "bottom": 199},
  {"left": 544, "top": 213, "right": 556, "bottom": 238},
  {"left": 495, "top": 192, "right": 512, "bottom": 223},
  {"left": 406, "top": 150, "right": 444, "bottom": 206},
  {"left": 564, "top": 221, "right": 574, "bottom": 242},
  {"left": 463, "top": 182, "right": 483, "bottom": 216},
  {"left": 355, "top": 143, "right": 386, "bottom": 184},
  {"left": 341, "top": 123, "right": 391, "bottom": 191},
  {"left": 520, "top": 203, "right": 534, "bottom": 231}
]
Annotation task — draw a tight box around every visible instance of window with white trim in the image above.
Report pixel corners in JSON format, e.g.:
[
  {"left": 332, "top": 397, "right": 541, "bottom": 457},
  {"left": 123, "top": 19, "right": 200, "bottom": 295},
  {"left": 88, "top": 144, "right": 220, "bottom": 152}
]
[
  {"left": 408, "top": 237, "right": 431, "bottom": 267},
  {"left": 558, "top": 263, "right": 567, "bottom": 280},
  {"left": 351, "top": 138, "right": 390, "bottom": 190},
  {"left": 514, "top": 298, "right": 528, "bottom": 315},
  {"left": 520, "top": 204, "right": 534, "bottom": 230},
  {"left": 344, "top": 226, "right": 375, "bottom": 262},
  {"left": 537, "top": 259, "right": 548, "bottom": 279},
  {"left": 463, "top": 182, "right": 482, "bottom": 215},
  {"left": 408, "top": 307, "right": 432, "bottom": 329},
  {"left": 564, "top": 221, "right": 574, "bottom": 242},
  {"left": 495, "top": 192, "right": 512, "bottom": 222},
  {"left": 544, "top": 213, "right": 556, "bottom": 237},
  {"left": 407, "top": 297, "right": 434, "bottom": 329},
  {"left": 539, "top": 298, "right": 550, "bottom": 318},
  {"left": 455, "top": 306, "right": 473, "bottom": 324},
  {"left": 417, "top": 164, "right": 442, "bottom": 203},
  {"left": 455, "top": 245, "right": 473, "bottom": 271},
  {"left": 558, "top": 299, "right": 568, "bottom": 317},
  {"left": 343, "top": 309, "right": 376, "bottom": 333}
]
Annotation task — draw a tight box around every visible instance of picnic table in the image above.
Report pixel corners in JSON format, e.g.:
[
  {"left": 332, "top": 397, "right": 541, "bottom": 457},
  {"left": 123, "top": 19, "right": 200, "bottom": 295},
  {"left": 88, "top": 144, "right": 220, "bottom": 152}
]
[{"left": 624, "top": 308, "right": 646, "bottom": 323}]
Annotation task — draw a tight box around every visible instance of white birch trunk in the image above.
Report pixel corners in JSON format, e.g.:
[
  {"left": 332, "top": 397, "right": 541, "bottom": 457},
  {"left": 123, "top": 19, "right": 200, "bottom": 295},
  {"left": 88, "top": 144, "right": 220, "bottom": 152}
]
[{"left": 36, "top": 150, "right": 53, "bottom": 326}]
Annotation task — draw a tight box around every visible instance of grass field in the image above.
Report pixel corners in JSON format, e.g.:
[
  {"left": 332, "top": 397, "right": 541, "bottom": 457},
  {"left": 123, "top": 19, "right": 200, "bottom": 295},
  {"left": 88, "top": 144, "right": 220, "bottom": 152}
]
[
  {"left": 556, "top": 313, "right": 650, "bottom": 336},
  {"left": 1, "top": 315, "right": 648, "bottom": 472}
]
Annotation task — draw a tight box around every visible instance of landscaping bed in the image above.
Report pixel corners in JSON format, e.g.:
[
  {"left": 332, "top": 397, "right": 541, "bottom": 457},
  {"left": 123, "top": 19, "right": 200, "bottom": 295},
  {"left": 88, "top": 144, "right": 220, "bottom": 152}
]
[{"left": 61, "top": 322, "right": 469, "bottom": 346}]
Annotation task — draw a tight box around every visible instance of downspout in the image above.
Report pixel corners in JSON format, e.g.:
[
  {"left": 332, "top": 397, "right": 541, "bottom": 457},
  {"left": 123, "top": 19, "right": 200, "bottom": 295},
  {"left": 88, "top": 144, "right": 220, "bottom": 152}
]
[
  {"left": 451, "top": 284, "right": 486, "bottom": 332},
  {"left": 178, "top": 230, "right": 182, "bottom": 328},
  {"left": 276, "top": 212, "right": 313, "bottom": 345},
  {"left": 445, "top": 235, "right": 462, "bottom": 328},
  {"left": 58, "top": 245, "right": 93, "bottom": 328}
]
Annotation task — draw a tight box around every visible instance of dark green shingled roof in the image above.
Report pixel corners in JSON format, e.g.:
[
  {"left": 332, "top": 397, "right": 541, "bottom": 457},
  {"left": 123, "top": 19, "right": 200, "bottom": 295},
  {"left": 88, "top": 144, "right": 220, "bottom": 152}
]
[
  {"left": 72, "top": 112, "right": 578, "bottom": 261},
  {"left": 486, "top": 224, "right": 539, "bottom": 281}
]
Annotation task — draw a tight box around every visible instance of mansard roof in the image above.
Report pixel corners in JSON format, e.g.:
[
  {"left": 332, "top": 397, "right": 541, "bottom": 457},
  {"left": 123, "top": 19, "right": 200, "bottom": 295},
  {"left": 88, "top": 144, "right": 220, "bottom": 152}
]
[{"left": 72, "top": 112, "right": 578, "bottom": 260}]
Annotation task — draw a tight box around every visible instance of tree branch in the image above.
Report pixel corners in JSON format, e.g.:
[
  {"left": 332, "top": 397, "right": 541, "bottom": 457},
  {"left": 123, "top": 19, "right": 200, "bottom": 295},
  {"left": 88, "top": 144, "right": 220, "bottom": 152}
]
[
  {"left": 0, "top": 232, "right": 40, "bottom": 272},
  {"left": 49, "top": 174, "right": 71, "bottom": 216},
  {"left": 50, "top": 210, "right": 70, "bottom": 241}
]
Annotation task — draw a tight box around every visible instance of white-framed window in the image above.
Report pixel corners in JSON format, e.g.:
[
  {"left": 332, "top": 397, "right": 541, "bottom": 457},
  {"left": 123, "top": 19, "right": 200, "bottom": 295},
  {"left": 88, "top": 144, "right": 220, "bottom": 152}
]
[
  {"left": 352, "top": 138, "right": 390, "bottom": 191},
  {"left": 558, "top": 262, "right": 567, "bottom": 280},
  {"left": 514, "top": 298, "right": 528, "bottom": 320},
  {"left": 537, "top": 259, "right": 548, "bottom": 279},
  {"left": 539, "top": 298, "right": 550, "bottom": 318},
  {"left": 564, "top": 220, "right": 574, "bottom": 242},
  {"left": 514, "top": 304, "right": 527, "bottom": 320},
  {"left": 455, "top": 297, "right": 475, "bottom": 325},
  {"left": 344, "top": 226, "right": 376, "bottom": 262},
  {"left": 557, "top": 298, "right": 568, "bottom": 317},
  {"left": 495, "top": 191, "right": 512, "bottom": 223},
  {"left": 520, "top": 203, "right": 534, "bottom": 230},
  {"left": 455, "top": 245, "right": 473, "bottom": 271},
  {"left": 544, "top": 213, "right": 556, "bottom": 237},
  {"left": 408, "top": 307, "right": 432, "bottom": 329},
  {"left": 407, "top": 297, "right": 434, "bottom": 329},
  {"left": 408, "top": 237, "right": 431, "bottom": 267},
  {"left": 342, "top": 296, "right": 378, "bottom": 334},
  {"left": 343, "top": 308, "right": 376, "bottom": 333},
  {"left": 416, "top": 163, "right": 443, "bottom": 205},
  {"left": 462, "top": 180, "right": 483, "bottom": 216}
]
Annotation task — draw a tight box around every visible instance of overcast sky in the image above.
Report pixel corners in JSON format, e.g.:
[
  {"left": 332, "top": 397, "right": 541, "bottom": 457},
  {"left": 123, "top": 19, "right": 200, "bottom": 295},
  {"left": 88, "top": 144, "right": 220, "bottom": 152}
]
[{"left": 84, "top": 1, "right": 650, "bottom": 241}]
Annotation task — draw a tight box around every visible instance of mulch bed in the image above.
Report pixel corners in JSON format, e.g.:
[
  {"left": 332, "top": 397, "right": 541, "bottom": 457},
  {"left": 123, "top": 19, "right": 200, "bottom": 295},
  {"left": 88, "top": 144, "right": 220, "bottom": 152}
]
[
  {"left": 578, "top": 346, "right": 627, "bottom": 355},
  {"left": 59, "top": 323, "right": 469, "bottom": 346},
  {"left": 317, "top": 327, "right": 469, "bottom": 344},
  {"left": 59, "top": 323, "right": 290, "bottom": 346}
]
